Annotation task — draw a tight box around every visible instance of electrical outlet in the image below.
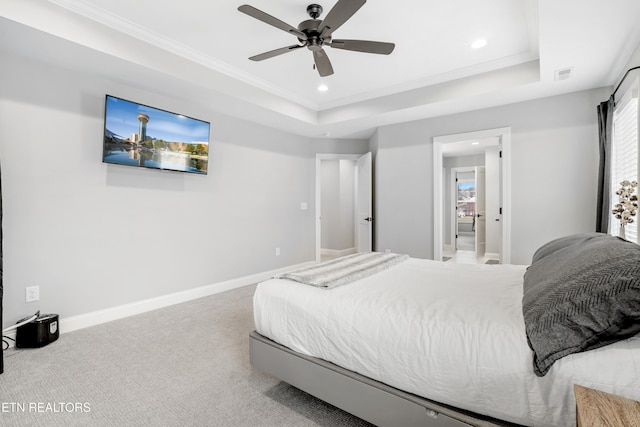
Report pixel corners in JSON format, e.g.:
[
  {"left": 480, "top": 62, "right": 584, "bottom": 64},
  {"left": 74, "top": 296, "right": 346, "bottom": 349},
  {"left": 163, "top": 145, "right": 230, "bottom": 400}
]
[
  {"left": 26, "top": 286, "right": 39, "bottom": 303},
  {"left": 275, "top": 247, "right": 281, "bottom": 256}
]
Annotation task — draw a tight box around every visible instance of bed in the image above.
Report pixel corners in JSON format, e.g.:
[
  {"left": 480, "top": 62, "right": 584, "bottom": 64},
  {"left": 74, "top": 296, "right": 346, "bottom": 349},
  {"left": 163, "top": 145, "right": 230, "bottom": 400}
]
[{"left": 250, "top": 233, "right": 640, "bottom": 426}]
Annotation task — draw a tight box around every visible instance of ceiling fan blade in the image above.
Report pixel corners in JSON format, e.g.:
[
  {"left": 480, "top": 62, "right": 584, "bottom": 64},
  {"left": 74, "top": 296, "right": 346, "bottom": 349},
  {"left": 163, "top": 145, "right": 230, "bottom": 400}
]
[
  {"left": 313, "top": 50, "right": 334, "bottom": 77},
  {"left": 249, "top": 44, "right": 305, "bottom": 61},
  {"left": 238, "top": 5, "right": 307, "bottom": 40},
  {"left": 330, "top": 39, "right": 395, "bottom": 55},
  {"left": 318, "top": 0, "right": 366, "bottom": 38}
]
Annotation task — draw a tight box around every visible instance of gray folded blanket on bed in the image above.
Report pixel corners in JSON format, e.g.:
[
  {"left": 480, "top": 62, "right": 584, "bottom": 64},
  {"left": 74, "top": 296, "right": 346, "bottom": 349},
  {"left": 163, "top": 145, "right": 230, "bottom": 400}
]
[{"left": 274, "top": 252, "right": 409, "bottom": 289}]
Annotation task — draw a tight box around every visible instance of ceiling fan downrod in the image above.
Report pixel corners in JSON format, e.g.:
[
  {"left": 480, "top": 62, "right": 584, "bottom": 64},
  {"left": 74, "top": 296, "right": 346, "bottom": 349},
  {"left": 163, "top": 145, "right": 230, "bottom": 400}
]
[{"left": 306, "top": 4, "right": 323, "bottom": 19}]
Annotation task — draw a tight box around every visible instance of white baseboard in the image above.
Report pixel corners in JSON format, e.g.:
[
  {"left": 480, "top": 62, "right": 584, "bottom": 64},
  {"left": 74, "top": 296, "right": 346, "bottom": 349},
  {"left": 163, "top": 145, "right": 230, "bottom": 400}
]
[
  {"left": 2, "top": 261, "right": 314, "bottom": 349},
  {"left": 321, "top": 247, "right": 356, "bottom": 258},
  {"left": 485, "top": 252, "right": 500, "bottom": 259}
]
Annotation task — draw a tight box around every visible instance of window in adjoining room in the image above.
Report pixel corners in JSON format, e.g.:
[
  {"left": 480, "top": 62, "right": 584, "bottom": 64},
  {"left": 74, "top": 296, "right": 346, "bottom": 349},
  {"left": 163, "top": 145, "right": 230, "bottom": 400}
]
[{"left": 457, "top": 181, "right": 476, "bottom": 221}]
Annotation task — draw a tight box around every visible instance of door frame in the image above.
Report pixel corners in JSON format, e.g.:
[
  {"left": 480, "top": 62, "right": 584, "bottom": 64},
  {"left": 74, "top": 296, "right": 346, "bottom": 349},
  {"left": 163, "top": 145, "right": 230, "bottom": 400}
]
[
  {"left": 474, "top": 165, "right": 486, "bottom": 256},
  {"left": 315, "top": 153, "right": 365, "bottom": 262},
  {"left": 433, "top": 127, "right": 511, "bottom": 263}
]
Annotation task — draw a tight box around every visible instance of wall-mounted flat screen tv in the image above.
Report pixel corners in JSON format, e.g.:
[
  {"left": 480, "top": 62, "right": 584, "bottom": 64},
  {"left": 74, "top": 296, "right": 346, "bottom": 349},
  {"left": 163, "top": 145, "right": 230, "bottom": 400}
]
[{"left": 103, "top": 95, "right": 210, "bottom": 174}]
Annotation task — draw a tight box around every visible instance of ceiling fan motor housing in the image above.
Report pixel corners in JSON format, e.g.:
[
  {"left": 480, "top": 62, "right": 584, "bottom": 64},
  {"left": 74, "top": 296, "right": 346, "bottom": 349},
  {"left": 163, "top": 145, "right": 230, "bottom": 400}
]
[{"left": 297, "top": 18, "right": 330, "bottom": 51}]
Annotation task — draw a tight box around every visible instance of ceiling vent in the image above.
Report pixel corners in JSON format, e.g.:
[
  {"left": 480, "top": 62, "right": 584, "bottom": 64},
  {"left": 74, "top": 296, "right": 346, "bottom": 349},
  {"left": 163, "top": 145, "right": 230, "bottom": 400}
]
[{"left": 554, "top": 67, "right": 574, "bottom": 81}]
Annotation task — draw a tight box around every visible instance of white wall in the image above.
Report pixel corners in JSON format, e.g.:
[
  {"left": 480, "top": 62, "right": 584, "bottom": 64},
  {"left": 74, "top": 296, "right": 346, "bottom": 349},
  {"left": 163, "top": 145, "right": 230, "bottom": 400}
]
[
  {"left": 614, "top": 41, "right": 640, "bottom": 92},
  {"left": 373, "top": 88, "right": 611, "bottom": 265},
  {"left": 320, "top": 160, "right": 355, "bottom": 251},
  {"left": 321, "top": 160, "right": 341, "bottom": 249},
  {"left": 0, "top": 51, "right": 368, "bottom": 328}
]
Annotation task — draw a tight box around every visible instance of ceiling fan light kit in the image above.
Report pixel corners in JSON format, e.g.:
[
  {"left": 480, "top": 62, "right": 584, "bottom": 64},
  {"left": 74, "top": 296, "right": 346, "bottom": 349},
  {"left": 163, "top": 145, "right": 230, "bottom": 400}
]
[{"left": 238, "top": 0, "right": 395, "bottom": 77}]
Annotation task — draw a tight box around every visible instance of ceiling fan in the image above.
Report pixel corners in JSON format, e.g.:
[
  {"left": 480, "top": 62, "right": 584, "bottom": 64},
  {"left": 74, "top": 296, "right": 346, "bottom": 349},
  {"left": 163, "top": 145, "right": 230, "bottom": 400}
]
[{"left": 237, "top": 0, "right": 395, "bottom": 77}]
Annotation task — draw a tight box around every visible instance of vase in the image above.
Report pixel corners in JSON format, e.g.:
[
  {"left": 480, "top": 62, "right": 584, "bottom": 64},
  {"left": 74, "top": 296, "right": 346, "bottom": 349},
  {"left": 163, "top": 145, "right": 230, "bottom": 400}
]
[{"left": 620, "top": 224, "right": 626, "bottom": 239}]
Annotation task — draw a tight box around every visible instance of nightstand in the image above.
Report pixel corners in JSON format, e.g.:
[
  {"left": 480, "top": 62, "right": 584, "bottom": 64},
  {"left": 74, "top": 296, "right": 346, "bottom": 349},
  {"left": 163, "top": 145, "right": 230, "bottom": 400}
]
[{"left": 574, "top": 384, "right": 640, "bottom": 426}]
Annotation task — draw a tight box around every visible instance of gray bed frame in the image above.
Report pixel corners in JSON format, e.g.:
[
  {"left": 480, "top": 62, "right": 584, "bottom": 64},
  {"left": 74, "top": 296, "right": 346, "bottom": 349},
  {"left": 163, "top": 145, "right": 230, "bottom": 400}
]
[{"left": 250, "top": 331, "right": 522, "bottom": 427}]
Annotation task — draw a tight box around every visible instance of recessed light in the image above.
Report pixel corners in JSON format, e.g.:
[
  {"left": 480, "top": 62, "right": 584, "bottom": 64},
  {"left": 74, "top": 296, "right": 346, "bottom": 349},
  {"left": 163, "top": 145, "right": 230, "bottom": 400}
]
[
  {"left": 318, "top": 84, "right": 329, "bottom": 92},
  {"left": 471, "top": 39, "right": 487, "bottom": 49},
  {"left": 471, "top": 141, "right": 480, "bottom": 145}
]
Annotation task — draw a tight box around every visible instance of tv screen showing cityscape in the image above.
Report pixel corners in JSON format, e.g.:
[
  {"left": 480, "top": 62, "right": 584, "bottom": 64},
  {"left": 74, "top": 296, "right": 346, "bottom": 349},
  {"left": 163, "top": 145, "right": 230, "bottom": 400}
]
[{"left": 103, "top": 95, "right": 210, "bottom": 175}]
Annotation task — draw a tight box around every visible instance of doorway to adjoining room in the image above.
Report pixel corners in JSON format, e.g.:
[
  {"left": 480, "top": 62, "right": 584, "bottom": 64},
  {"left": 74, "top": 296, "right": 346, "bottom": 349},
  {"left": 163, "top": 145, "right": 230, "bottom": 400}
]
[
  {"left": 315, "top": 153, "right": 373, "bottom": 262},
  {"left": 434, "top": 130, "right": 508, "bottom": 265},
  {"left": 455, "top": 172, "right": 477, "bottom": 252}
]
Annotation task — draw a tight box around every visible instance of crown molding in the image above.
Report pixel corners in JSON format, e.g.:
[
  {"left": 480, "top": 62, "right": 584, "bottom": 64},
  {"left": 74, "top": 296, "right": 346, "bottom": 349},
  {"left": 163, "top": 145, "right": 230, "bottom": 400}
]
[
  {"left": 47, "top": 0, "right": 319, "bottom": 110},
  {"left": 319, "top": 52, "right": 540, "bottom": 110},
  {"left": 45, "top": 0, "right": 546, "bottom": 118}
]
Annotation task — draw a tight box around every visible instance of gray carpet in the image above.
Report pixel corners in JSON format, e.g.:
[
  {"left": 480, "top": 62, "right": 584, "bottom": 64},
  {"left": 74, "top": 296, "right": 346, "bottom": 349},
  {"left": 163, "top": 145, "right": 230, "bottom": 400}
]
[{"left": 1, "top": 284, "right": 373, "bottom": 427}]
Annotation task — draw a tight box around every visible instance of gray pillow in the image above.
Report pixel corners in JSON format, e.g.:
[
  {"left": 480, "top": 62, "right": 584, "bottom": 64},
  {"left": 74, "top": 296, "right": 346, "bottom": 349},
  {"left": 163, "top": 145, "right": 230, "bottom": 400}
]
[
  {"left": 529, "top": 233, "right": 600, "bottom": 264},
  {"left": 523, "top": 233, "right": 640, "bottom": 376}
]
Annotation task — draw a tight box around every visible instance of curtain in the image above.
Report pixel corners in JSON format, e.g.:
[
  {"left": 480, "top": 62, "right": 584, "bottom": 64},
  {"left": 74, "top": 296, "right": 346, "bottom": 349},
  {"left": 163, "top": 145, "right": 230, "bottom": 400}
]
[{"left": 596, "top": 96, "right": 614, "bottom": 233}]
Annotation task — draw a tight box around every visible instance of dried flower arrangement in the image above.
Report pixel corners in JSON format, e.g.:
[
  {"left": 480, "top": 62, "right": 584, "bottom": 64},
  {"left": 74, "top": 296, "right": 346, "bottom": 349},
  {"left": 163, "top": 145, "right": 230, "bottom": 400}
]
[{"left": 613, "top": 180, "right": 638, "bottom": 237}]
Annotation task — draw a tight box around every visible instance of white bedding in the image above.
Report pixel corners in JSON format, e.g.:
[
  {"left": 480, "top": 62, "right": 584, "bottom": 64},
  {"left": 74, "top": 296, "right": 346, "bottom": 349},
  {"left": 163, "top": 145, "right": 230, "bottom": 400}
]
[{"left": 253, "top": 258, "right": 640, "bottom": 427}]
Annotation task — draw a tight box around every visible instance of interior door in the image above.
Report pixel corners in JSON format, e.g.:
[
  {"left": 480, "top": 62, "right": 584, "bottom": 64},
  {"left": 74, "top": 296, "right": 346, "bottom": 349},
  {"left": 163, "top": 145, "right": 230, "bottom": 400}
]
[
  {"left": 0, "top": 163, "right": 3, "bottom": 374},
  {"left": 475, "top": 167, "right": 486, "bottom": 256},
  {"left": 355, "top": 152, "right": 373, "bottom": 252},
  {"left": 484, "top": 146, "right": 502, "bottom": 260}
]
